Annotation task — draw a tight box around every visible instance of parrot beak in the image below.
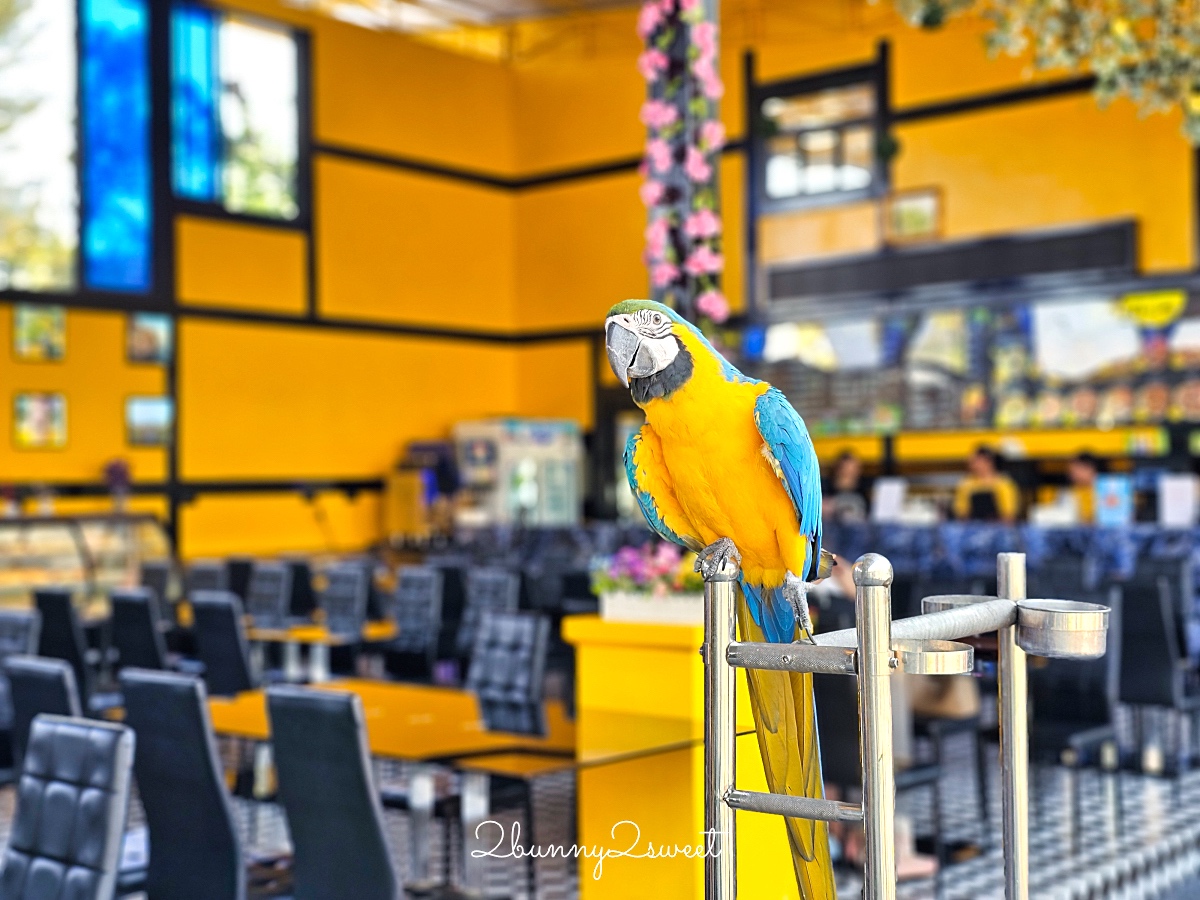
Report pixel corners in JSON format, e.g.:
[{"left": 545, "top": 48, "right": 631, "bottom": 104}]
[
  {"left": 605, "top": 317, "right": 640, "bottom": 388},
  {"left": 605, "top": 314, "right": 679, "bottom": 388}
]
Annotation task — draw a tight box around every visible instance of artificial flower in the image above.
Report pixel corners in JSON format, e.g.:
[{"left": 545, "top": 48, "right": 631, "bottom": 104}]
[
  {"left": 645, "top": 216, "right": 671, "bottom": 260},
  {"left": 640, "top": 99, "right": 680, "bottom": 130},
  {"left": 696, "top": 289, "right": 730, "bottom": 323},
  {"left": 636, "top": 1, "right": 664, "bottom": 39},
  {"left": 684, "top": 208, "right": 721, "bottom": 239},
  {"left": 637, "top": 48, "right": 669, "bottom": 80},
  {"left": 700, "top": 119, "right": 726, "bottom": 152},
  {"left": 639, "top": 179, "right": 666, "bottom": 206},
  {"left": 651, "top": 261, "right": 680, "bottom": 287},
  {"left": 685, "top": 245, "right": 724, "bottom": 276},
  {"left": 684, "top": 145, "right": 712, "bottom": 182},
  {"left": 646, "top": 137, "right": 673, "bottom": 174},
  {"left": 691, "top": 20, "right": 717, "bottom": 56}
]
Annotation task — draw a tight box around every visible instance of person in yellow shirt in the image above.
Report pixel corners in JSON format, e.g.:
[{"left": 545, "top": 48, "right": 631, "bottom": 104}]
[
  {"left": 1066, "top": 452, "right": 1099, "bottom": 524},
  {"left": 953, "top": 446, "right": 1019, "bottom": 523}
]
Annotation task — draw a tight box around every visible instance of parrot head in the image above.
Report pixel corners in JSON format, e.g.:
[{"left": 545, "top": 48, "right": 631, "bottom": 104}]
[{"left": 604, "top": 299, "right": 699, "bottom": 404}]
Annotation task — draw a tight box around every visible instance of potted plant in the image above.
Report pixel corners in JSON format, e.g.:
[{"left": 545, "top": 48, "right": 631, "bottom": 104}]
[{"left": 591, "top": 541, "right": 705, "bottom": 625}]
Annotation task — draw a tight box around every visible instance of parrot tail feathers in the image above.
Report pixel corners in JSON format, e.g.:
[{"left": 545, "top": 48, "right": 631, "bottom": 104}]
[{"left": 740, "top": 579, "right": 797, "bottom": 644}]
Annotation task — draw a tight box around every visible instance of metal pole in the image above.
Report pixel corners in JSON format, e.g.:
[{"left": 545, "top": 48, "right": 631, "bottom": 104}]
[
  {"left": 997, "top": 552, "right": 1029, "bottom": 900},
  {"left": 704, "top": 557, "right": 738, "bottom": 900},
  {"left": 853, "top": 553, "right": 897, "bottom": 900}
]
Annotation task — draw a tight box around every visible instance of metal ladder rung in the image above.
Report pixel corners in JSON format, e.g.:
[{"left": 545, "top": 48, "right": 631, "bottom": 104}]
[
  {"left": 725, "top": 789, "right": 864, "bottom": 823},
  {"left": 725, "top": 641, "right": 857, "bottom": 674}
]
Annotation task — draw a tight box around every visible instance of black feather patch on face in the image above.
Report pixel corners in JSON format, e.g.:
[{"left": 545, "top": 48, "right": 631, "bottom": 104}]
[{"left": 631, "top": 339, "right": 693, "bottom": 404}]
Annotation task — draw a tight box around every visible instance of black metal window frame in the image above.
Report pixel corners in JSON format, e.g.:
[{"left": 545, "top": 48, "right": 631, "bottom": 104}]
[
  {"left": 748, "top": 46, "right": 891, "bottom": 217},
  {"left": 168, "top": 1, "right": 314, "bottom": 233}
]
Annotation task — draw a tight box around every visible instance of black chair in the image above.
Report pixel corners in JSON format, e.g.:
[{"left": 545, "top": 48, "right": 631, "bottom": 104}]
[
  {"left": 283, "top": 559, "right": 317, "bottom": 621},
  {"left": 267, "top": 687, "right": 398, "bottom": 900},
  {"left": 456, "top": 568, "right": 520, "bottom": 659},
  {"left": 225, "top": 558, "right": 254, "bottom": 602},
  {"left": 191, "top": 592, "right": 256, "bottom": 697},
  {"left": 185, "top": 561, "right": 228, "bottom": 596},
  {"left": 119, "top": 669, "right": 245, "bottom": 900},
  {"left": 0, "top": 611, "right": 43, "bottom": 765},
  {"left": 5, "top": 657, "right": 82, "bottom": 774},
  {"left": 466, "top": 610, "right": 551, "bottom": 736},
  {"left": 0, "top": 714, "right": 134, "bottom": 900},
  {"left": 814, "top": 672, "right": 947, "bottom": 865},
  {"left": 139, "top": 560, "right": 172, "bottom": 609},
  {"left": 246, "top": 563, "right": 292, "bottom": 630},
  {"left": 321, "top": 565, "right": 369, "bottom": 641},
  {"left": 34, "top": 588, "right": 119, "bottom": 715},
  {"left": 386, "top": 566, "right": 443, "bottom": 681},
  {"left": 1117, "top": 575, "right": 1199, "bottom": 769},
  {"left": 111, "top": 588, "right": 169, "bottom": 671}
]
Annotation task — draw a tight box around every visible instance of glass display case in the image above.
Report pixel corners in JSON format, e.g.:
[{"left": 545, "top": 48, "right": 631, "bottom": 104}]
[{"left": 0, "top": 514, "right": 171, "bottom": 609}]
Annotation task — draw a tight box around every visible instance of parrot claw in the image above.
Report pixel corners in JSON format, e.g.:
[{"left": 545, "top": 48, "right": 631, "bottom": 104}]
[
  {"left": 694, "top": 537, "right": 741, "bottom": 580},
  {"left": 784, "top": 572, "right": 817, "bottom": 644}
]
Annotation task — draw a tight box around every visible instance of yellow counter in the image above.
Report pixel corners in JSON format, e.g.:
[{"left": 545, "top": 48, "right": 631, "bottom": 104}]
[{"left": 564, "top": 614, "right": 802, "bottom": 900}]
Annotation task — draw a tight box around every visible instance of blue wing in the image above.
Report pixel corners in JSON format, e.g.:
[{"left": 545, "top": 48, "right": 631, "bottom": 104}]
[
  {"left": 623, "top": 430, "right": 699, "bottom": 550},
  {"left": 753, "top": 388, "right": 824, "bottom": 582}
]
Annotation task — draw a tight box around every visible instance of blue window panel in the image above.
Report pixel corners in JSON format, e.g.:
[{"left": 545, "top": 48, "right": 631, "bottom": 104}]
[
  {"left": 171, "top": 6, "right": 219, "bottom": 201},
  {"left": 82, "top": 0, "right": 152, "bottom": 292}
]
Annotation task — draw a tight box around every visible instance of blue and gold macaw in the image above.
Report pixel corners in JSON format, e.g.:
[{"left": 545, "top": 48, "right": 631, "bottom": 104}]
[{"left": 605, "top": 298, "right": 835, "bottom": 900}]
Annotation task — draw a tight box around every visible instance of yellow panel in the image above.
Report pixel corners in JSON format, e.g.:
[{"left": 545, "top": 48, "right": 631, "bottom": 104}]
[
  {"left": 720, "top": 154, "right": 746, "bottom": 314},
  {"left": 179, "top": 490, "right": 380, "bottom": 559},
  {"left": 515, "top": 340, "right": 594, "bottom": 429},
  {"left": 177, "top": 217, "right": 307, "bottom": 315},
  {"left": 317, "top": 157, "right": 515, "bottom": 331},
  {"left": 179, "top": 318, "right": 517, "bottom": 479},
  {"left": 894, "top": 95, "right": 1193, "bottom": 272},
  {"left": 895, "top": 427, "right": 1169, "bottom": 463},
  {"left": 812, "top": 435, "right": 884, "bottom": 465},
  {"left": 0, "top": 305, "right": 166, "bottom": 482},
  {"left": 515, "top": 171, "right": 644, "bottom": 332},
  {"left": 761, "top": 200, "right": 880, "bottom": 264},
  {"left": 313, "top": 15, "right": 516, "bottom": 174}
]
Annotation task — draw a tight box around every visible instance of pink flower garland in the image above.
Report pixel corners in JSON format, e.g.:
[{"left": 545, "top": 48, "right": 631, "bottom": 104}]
[{"left": 637, "top": 0, "right": 729, "bottom": 325}]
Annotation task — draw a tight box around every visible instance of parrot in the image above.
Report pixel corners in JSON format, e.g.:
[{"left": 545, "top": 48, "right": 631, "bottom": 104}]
[{"left": 604, "top": 298, "right": 836, "bottom": 900}]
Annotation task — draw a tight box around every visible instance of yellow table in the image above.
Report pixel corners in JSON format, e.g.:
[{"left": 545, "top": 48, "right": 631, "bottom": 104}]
[
  {"left": 564, "top": 614, "right": 801, "bottom": 900},
  {"left": 244, "top": 620, "right": 399, "bottom": 683}
]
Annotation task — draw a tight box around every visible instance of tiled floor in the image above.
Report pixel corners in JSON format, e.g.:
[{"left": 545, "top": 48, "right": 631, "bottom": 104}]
[{"left": 4, "top": 736, "right": 1200, "bottom": 899}]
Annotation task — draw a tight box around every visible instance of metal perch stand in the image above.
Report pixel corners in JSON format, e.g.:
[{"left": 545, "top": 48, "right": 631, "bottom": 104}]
[{"left": 703, "top": 551, "right": 1111, "bottom": 900}]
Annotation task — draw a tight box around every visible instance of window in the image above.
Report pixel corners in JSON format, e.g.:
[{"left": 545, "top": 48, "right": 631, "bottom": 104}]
[
  {"left": 0, "top": 0, "right": 151, "bottom": 294},
  {"left": 756, "top": 75, "right": 884, "bottom": 212},
  {"left": 171, "top": 6, "right": 300, "bottom": 221}
]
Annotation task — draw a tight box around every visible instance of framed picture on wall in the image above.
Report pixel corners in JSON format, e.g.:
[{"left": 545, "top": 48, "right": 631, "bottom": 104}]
[
  {"left": 13, "top": 393, "right": 67, "bottom": 449},
  {"left": 883, "top": 187, "right": 942, "bottom": 245},
  {"left": 127, "top": 313, "right": 173, "bottom": 364},
  {"left": 126, "top": 396, "right": 173, "bottom": 446},
  {"left": 13, "top": 305, "right": 66, "bottom": 361}
]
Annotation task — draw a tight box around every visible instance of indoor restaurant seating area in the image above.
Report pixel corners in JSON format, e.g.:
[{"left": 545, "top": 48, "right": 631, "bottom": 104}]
[{"left": 11, "top": 0, "right": 1200, "bottom": 897}]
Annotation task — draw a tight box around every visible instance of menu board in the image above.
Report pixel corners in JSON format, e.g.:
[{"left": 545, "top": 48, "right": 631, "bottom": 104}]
[{"left": 745, "top": 290, "right": 1200, "bottom": 436}]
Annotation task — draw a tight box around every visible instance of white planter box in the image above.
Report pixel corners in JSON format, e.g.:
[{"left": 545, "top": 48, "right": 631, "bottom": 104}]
[{"left": 599, "top": 590, "right": 705, "bottom": 626}]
